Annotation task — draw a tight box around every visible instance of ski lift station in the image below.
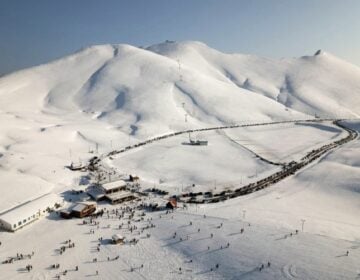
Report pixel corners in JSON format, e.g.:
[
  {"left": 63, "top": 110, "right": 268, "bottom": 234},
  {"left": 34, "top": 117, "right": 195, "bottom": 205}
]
[{"left": 0, "top": 193, "right": 62, "bottom": 232}]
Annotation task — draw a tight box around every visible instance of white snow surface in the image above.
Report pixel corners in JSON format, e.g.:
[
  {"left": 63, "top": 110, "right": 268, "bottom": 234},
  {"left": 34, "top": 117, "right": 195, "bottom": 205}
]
[{"left": 0, "top": 41, "right": 359, "bottom": 279}]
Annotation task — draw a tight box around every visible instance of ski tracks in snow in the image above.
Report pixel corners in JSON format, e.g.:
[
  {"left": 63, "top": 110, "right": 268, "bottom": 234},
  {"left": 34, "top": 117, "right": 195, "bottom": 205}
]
[{"left": 282, "top": 263, "right": 299, "bottom": 279}]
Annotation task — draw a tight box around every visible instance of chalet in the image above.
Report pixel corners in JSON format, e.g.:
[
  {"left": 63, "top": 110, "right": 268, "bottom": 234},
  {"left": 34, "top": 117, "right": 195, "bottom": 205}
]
[
  {"left": 0, "top": 193, "right": 62, "bottom": 232},
  {"left": 71, "top": 202, "right": 96, "bottom": 218},
  {"left": 105, "top": 191, "right": 137, "bottom": 205}
]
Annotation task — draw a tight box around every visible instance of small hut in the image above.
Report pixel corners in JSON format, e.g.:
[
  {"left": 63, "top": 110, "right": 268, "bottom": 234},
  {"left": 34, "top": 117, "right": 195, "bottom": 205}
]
[
  {"left": 112, "top": 234, "right": 125, "bottom": 244},
  {"left": 166, "top": 198, "right": 177, "bottom": 209},
  {"left": 129, "top": 175, "right": 140, "bottom": 182}
]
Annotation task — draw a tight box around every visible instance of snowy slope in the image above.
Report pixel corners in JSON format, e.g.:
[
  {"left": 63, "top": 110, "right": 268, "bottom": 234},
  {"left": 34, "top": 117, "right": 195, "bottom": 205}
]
[
  {"left": 0, "top": 41, "right": 359, "bottom": 280},
  {"left": 148, "top": 41, "right": 360, "bottom": 118},
  {"left": 1, "top": 40, "right": 359, "bottom": 135},
  {"left": 0, "top": 40, "right": 359, "bottom": 211}
]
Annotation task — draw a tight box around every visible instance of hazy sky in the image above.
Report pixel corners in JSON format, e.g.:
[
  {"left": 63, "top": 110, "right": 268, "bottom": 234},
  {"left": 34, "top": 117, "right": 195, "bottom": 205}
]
[{"left": 1, "top": 0, "right": 359, "bottom": 75}]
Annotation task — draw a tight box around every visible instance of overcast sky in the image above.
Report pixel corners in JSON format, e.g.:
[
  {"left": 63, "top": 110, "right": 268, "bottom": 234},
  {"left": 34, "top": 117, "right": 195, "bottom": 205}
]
[{"left": 1, "top": 0, "right": 359, "bottom": 75}]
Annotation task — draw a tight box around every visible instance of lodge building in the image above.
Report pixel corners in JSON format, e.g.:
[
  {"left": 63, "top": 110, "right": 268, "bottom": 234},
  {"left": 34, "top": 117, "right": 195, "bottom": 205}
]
[{"left": 0, "top": 193, "right": 62, "bottom": 232}]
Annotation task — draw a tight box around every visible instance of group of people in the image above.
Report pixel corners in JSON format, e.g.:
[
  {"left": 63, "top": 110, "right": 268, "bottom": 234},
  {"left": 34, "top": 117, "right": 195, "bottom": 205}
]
[
  {"left": 2, "top": 251, "right": 34, "bottom": 264},
  {"left": 58, "top": 243, "right": 75, "bottom": 255},
  {"left": 25, "top": 264, "right": 33, "bottom": 272},
  {"left": 259, "top": 262, "right": 271, "bottom": 271}
]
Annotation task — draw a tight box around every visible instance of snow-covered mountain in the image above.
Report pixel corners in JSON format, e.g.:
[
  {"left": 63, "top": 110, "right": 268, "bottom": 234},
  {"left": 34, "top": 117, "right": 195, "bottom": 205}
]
[
  {"left": 1, "top": 41, "right": 359, "bottom": 135},
  {"left": 0, "top": 41, "right": 360, "bottom": 280}
]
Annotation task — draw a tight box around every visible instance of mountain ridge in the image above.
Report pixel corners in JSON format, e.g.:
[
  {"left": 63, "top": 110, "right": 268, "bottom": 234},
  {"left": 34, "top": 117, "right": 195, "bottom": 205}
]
[{"left": 0, "top": 40, "right": 359, "bottom": 135}]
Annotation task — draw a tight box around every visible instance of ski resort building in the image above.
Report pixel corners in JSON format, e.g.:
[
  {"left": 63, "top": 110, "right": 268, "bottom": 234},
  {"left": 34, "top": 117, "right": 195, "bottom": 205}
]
[
  {"left": 105, "top": 191, "right": 137, "bottom": 204},
  {"left": 0, "top": 193, "right": 62, "bottom": 232},
  {"left": 87, "top": 180, "right": 127, "bottom": 201},
  {"left": 86, "top": 180, "right": 136, "bottom": 205},
  {"left": 86, "top": 187, "right": 106, "bottom": 201},
  {"left": 100, "top": 180, "right": 127, "bottom": 194},
  {"left": 71, "top": 202, "right": 96, "bottom": 218}
]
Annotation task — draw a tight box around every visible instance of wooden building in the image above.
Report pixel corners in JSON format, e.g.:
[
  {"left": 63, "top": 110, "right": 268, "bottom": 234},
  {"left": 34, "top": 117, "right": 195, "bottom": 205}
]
[{"left": 71, "top": 202, "right": 96, "bottom": 218}]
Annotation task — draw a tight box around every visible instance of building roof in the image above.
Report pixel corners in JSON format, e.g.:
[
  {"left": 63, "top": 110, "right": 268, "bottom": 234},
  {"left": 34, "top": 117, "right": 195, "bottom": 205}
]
[
  {"left": 106, "top": 191, "right": 135, "bottom": 201},
  {"left": 72, "top": 204, "right": 87, "bottom": 212},
  {"left": 0, "top": 193, "right": 61, "bottom": 226},
  {"left": 101, "top": 180, "right": 127, "bottom": 191},
  {"left": 77, "top": 192, "right": 91, "bottom": 201},
  {"left": 112, "top": 234, "right": 125, "bottom": 240},
  {"left": 72, "top": 202, "right": 96, "bottom": 212},
  {"left": 86, "top": 188, "right": 105, "bottom": 200}
]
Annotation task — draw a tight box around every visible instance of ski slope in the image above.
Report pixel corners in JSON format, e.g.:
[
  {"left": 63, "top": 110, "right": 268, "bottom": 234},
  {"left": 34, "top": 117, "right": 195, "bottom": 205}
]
[{"left": 0, "top": 41, "right": 359, "bottom": 279}]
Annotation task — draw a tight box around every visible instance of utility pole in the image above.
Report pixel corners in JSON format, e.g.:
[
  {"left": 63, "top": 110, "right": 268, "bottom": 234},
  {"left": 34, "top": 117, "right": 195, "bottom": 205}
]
[
  {"left": 301, "top": 219, "right": 306, "bottom": 232},
  {"left": 177, "top": 59, "right": 183, "bottom": 81}
]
